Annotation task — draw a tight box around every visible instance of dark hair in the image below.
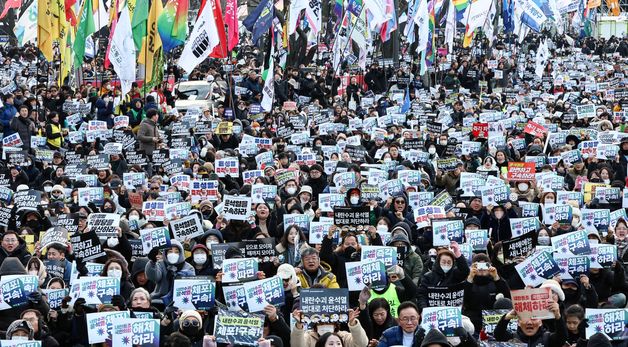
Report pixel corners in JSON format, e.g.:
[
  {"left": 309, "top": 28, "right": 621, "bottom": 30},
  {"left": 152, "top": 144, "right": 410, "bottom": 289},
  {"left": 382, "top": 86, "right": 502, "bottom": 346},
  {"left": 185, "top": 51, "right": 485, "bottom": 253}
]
[
  {"left": 280, "top": 224, "right": 305, "bottom": 248},
  {"left": 397, "top": 301, "right": 420, "bottom": 316},
  {"left": 18, "top": 104, "right": 29, "bottom": 112},
  {"left": 147, "top": 109, "right": 158, "bottom": 118},
  {"left": 163, "top": 332, "right": 191, "bottom": 347},
  {"left": 315, "top": 332, "right": 344, "bottom": 347},
  {"left": 368, "top": 298, "right": 391, "bottom": 322},
  {"left": 100, "top": 258, "right": 130, "bottom": 279},
  {"left": 565, "top": 304, "right": 585, "bottom": 320}
]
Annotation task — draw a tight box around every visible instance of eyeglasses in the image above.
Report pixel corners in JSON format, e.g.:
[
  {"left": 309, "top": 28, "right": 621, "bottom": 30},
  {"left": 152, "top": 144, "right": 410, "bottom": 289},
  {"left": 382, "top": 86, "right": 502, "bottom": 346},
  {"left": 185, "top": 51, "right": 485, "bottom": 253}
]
[
  {"left": 399, "top": 316, "right": 418, "bottom": 323},
  {"left": 183, "top": 320, "right": 200, "bottom": 328},
  {"left": 394, "top": 200, "right": 405, "bottom": 204},
  {"left": 3, "top": 238, "right": 18, "bottom": 243}
]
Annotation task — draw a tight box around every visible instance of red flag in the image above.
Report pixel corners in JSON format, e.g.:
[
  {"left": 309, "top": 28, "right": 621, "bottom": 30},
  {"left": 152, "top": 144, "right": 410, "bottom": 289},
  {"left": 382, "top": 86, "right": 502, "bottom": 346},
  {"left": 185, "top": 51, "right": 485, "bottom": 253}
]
[
  {"left": 225, "top": 0, "right": 238, "bottom": 51},
  {"left": 0, "top": 0, "right": 21, "bottom": 19},
  {"left": 65, "top": 0, "right": 77, "bottom": 26},
  {"left": 209, "top": 0, "right": 228, "bottom": 58}
]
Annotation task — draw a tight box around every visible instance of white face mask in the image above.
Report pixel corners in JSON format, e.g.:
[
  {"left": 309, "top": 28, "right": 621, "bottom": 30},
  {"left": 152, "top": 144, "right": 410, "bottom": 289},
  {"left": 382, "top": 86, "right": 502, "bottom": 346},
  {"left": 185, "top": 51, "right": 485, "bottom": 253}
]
[
  {"left": 129, "top": 214, "right": 140, "bottom": 221},
  {"left": 439, "top": 140, "right": 448, "bottom": 146},
  {"left": 44, "top": 186, "right": 53, "bottom": 193},
  {"left": 193, "top": 254, "right": 207, "bottom": 264},
  {"left": 441, "top": 265, "right": 452, "bottom": 273},
  {"left": 518, "top": 183, "right": 529, "bottom": 191},
  {"left": 350, "top": 196, "right": 360, "bottom": 205},
  {"left": 376, "top": 225, "right": 388, "bottom": 233},
  {"left": 286, "top": 187, "right": 297, "bottom": 195},
  {"left": 589, "top": 239, "right": 599, "bottom": 245},
  {"left": 107, "top": 237, "right": 119, "bottom": 247},
  {"left": 167, "top": 253, "right": 179, "bottom": 264},
  {"left": 428, "top": 147, "right": 436, "bottom": 154},
  {"left": 603, "top": 179, "right": 610, "bottom": 184},
  {"left": 108, "top": 269, "right": 122, "bottom": 278},
  {"left": 537, "top": 236, "right": 550, "bottom": 245},
  {"left": 28, "top": 270, "right": 38, "bottom": 276},
  {"left": 206, "top": 240, "right": 219, "bottom": 248},
  {"left": 12, "top": 336, "right": 28, "bottom": 341},
  {"left": 317, "top": 325, "right": 335, "bottom": 336},
  {"left": 545, "top": 199, "right": 555, "bottom": 205}
]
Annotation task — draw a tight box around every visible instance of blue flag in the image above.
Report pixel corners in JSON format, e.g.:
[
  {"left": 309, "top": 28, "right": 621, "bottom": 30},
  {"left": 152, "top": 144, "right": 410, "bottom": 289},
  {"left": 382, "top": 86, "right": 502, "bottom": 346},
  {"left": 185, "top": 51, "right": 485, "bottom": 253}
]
[
  {"left": 503, "top": 0, "right": 514, "bottom": 33},
  {"left": 401, "top": 88, "right": 410, "bottom": 114},
  {"left": 244, "top": 0, "right": 274, "bottom": 45}
]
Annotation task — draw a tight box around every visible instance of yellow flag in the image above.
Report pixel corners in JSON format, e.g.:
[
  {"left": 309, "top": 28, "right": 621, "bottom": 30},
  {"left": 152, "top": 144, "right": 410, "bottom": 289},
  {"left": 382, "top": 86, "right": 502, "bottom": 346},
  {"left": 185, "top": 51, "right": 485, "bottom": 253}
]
[
  {"left": 60, "top": 28, "right": 75, "bottom": 84},
  {"left": 606, "top": 0, "right": 620, "bottom": 15},
  {"left": 50, "top": 0, "right": 70, "bottom": 43},
  {"left": 38, "top": 0, "right": 54, "bottom": 61},
  {"left": 138, "top": 0, "right": 163, "bottom": 83}
]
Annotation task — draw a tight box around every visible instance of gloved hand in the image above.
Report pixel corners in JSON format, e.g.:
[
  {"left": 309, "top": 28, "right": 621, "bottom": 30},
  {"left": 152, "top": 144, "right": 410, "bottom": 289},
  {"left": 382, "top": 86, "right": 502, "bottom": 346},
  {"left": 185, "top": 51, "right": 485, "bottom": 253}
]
[
  {"left": 111, "top": 294, "right": 127, "bottom": 310},
  {"left": 148, "top": 247, "right": 160, "bottom": 262},
  {"left": 453, "top": 327, "right": 468, "bottom": 342}
]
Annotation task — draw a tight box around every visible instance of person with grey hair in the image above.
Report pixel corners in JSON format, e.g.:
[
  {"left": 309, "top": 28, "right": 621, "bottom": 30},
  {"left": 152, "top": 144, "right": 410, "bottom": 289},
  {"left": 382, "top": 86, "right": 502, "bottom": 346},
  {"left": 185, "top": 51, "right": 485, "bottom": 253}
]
[{"left": 295, "top": 247, "right": 339, "bottom": 289}]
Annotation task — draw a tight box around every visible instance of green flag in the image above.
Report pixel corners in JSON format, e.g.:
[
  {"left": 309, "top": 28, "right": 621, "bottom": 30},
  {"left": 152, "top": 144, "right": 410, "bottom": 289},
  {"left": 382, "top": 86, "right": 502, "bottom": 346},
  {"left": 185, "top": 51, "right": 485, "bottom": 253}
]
[
  {"left": 131, "top": 0, "right": 149, "bottom": 51},
  {"left": 73, "top": 0, "right": 95, "bottom": 67}
]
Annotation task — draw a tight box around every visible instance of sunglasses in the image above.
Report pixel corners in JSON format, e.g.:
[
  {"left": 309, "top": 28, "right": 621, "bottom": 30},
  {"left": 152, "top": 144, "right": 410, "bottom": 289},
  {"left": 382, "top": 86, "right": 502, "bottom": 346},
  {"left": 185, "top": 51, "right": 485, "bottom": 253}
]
[{"left": 183, "top": 320, "right": 200, "bottom": 328}]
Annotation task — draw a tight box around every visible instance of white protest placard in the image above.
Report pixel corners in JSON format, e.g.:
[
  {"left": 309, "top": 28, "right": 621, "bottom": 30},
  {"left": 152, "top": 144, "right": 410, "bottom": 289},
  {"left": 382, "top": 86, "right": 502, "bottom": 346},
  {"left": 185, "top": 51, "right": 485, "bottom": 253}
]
[
  {"left": 139, "top": 227, "right": 172, "bottom": 253},
  {"left": 222, "top": 258, "right": 259, "bottom": 283},
  {"left": 172, "top": 278, "right": 216, "bottom": 310},
  {"left": 222, "top": 195, "right": 251, "bottom": 221},
  {"left": 169, "top": 214, "right": 204, "bottom": 241},
  {"left": 86, "top": 310, "right": 131, "bottom": 344},
  {"left": 86, "top": 213, "right": 120, "bottom": 237},
  {"left": 215, "top": 157, "right": 240, "bottom": 177}
]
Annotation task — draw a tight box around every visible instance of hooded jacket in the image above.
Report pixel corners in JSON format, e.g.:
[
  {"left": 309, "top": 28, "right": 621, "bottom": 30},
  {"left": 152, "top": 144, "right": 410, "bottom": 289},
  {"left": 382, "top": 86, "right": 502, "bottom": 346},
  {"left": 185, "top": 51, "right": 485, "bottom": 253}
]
[
  {"left": 296, "top": 261, "right": 339, "bottom": 289},
  {"left": 145, "top": 239, "right": 196, "bottom": 303},
  {"left": 418, "top": 250, "right": 470, "bottom": 309},
  {"left": 463, "top": 275, "right": 511, "bottom": 333},
  {"left": 0, "top": 235, "right": 32, "bottom": 266},
  {"left": 387, "top": 226, "right": 424, "bottom": 285},
  {"left": 131, "top": 257, "right": 155, "bottom": 293}
]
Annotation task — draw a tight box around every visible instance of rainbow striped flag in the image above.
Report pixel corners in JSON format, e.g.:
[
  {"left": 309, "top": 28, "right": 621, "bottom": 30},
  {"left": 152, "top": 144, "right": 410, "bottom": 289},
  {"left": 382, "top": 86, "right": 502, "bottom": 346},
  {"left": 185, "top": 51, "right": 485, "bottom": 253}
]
[
  {"left": 426, "top": 0, "right": 436, "bottom": 66},
  {"left": 158, "top": 0, "right": 189, "bottom": 52},
  {"left": 453, "top": 0, "right": 469, "bottom": 20}
]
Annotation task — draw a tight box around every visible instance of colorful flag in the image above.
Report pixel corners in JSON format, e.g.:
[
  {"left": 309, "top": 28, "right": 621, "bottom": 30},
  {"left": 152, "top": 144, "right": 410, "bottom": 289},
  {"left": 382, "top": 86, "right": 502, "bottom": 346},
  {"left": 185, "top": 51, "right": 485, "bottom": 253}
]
[
  {"left": 60, "top": 28, "right": 74, "bottom": 84},
  {"left": 158, "top": 0, "right": 189, "bottom": 52},
  {"left": 209, "top": 0, "right": 228, "bottom": 58},
  {"left": 138, "top": 0, "right": 163, "bottom": 84},
  {"left": 453, "top": 0, "right": 469, "bottom": 20},
  {"left": 244, "top": 0, "right": 274, "bottom": 45},
  {"left": 104, "top": 0, "right": 120, "bottom": 68},
  {"left": 606, "top": 0, "right": 620, "bottom": 15},
  {"left": 65, "top": 0, "right": 77, "bottom": 26},
  {"left": 0, "top": 0, "right": 20, "bottom": 19},
  {"left": 426, "top": 0, "right": 436, "bottom": 66},
  {"left": 288, "top": 0, "right": 307, "bottom": 35},
  {"left": 38, "top": 0, "right": 54, "bottom": 61},
  {"left": 462, "top": 0, "right": 492, "bottom": 47},
  {"left": 261, "top": 32, "right": 275, "bottom": 112},
  {"left": 131, "top": 0, "right": 148, "bottom": 51},
  {"left": 226, "top": 0, "right": 239, "bottom": 51},
  {"left": 379, "top": 0, "right": 397, "bottom": 42},
  {"left": 335, "top": 0, "right": 345, "bottom": 24},
  {"left": 50, "top": 0, "right": 70, "bottom": 43},
  {"left": 74, "top": 0, "right": 96, "bottom": 66},
  {"left": 401, "top": 88, "right": 410, "bottom": 113},
  {"left": 178, "top": 0, "right": 221, "bottom": 74},
  {"left": 110, "top": 5, "right": 136, "bottom": 96},
  {"left": 14, "top": 0, "right": 37, "bottom": 47}
]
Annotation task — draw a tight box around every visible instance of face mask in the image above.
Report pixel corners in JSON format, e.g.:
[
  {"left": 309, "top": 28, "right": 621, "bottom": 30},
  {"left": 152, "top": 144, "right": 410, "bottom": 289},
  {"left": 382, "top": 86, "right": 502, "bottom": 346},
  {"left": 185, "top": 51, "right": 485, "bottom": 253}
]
[
  {"left": 497, "top": 254, "right": 504, "bottom": 263},
  {"left": 108, "top": 269, "right": 122, "bottom": 278},
  {"left": 44, "top": 186, "right": 53, "bottom": 193},
  {"left": 537, "top": 236, "right": 550, "bottom": 245},
  {"left": 439, "top": 140, "right": 448, "bottom": 146},
  {"left": 428, "top": 147, "right": 436, "bottom": 154},
  {"left": 494, "top": 211, "right": 504, "bottom": 219},
  {"left": 206, "top": 240, "right": 219, "bottom": 248},
  {"left": 167, "top": 253, "right": 179, "bottom": 264},
  {"left": 589, "top": 239, "right": 599, "bottom": 245},
  {"left": 518, "top": 183, "right": 529, "bottom": 191},
  {"left": 441, "top": 265, "right": 452, "bottom": 273},
  {"left": 103, "top": 207, "right": 114, "bottom": 213},
  {"left": 12, "top": 336, "right": 28, "bottom": 341},
  {"left": 286, "top": 187, "right": 297, "bottom": 195},
  {"left": 603, "top": 179, "right": 610, "bottom": 184},
  {"left": 376, "top": 225, "right": 388, "bottom": 233},
  {"left": 193, "top": 254, "right": 207, "bottom": 264},
  {"left": 344, "top": 246, "right": 357, "bottom": 257},
  {"left": 107, "top": 237, "right": 119, "bottom": 247},
  {"left": 350, "top": 196, "right": 360, "bottom": 205},
  {"left": 300, "top": 198, "right": 309, "bottom": 206},
  {"left": 545, "top": 199, "right": 555, "bottom": 204},
  {"left": 181, "top": 325, "right": 200, "bottom": 337},
  {"left": 317, "top": 325, "right": 335, "bottom": 335},
  {"left": 129, "top": 214, "right": 140, "bottom": 221},
  {"left": 28, "top": 270, "right": 38, "bottom": 276}
]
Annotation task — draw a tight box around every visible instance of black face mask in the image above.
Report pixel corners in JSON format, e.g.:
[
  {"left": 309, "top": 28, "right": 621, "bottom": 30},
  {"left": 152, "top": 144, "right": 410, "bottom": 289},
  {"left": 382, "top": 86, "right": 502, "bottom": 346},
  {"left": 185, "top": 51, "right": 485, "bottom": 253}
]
[
  {"left": 344, "top": 246, "right": 356, "bottom": 258},
  {"left": 563, "top": 288, "right": 578, "bottom": 298},
  {"left": 25, "top": 220, "right": 39, "bottom": 230},
  {"left": 181, "top": 326, "right": 200, "bottom": 337}
]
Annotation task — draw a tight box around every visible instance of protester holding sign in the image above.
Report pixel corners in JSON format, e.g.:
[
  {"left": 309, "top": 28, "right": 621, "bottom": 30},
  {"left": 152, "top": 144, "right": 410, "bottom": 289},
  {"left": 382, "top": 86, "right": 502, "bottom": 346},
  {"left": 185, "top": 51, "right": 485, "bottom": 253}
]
[
  {"left": 418, "top": 243, "right": 470, "bottom": 309},
  {"left": 145, "top": 240, "right": 195, "bottom": 303}
]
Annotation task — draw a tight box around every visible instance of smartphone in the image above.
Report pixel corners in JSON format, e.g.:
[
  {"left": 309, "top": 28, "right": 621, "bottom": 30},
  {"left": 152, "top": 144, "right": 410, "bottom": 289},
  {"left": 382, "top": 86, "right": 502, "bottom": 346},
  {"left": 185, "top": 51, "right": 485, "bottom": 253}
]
[{"left": 476, "top": 263, "right": 489, "bottom": 270}]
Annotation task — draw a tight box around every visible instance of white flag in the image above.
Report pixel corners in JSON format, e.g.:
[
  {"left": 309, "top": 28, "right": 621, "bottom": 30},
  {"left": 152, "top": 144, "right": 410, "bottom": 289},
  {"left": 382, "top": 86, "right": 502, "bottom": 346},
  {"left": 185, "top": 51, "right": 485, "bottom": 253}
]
[
  {"left": 261, "top": 47, "right": 275, "bottom": 112},
  {"left": 414, "top": 0, "right": 430, "bottom": 54},
  {"left": 365, "top": 0, "right": 389, "bottom": 30},
  {"left": 463, "top": 0, "right": 493, "bottom": 34},
  {"left": 444, "top": 0, "right": 456, "bottom": 50},
  {"left": 178, "top": 0, "right": 221, "bottom": 74},
  {"left": 109, "top": 6, "right": 136, "bottom": 96},
  {"left": 535, "top": 39, "right": 549, "bottom": 78},
  {"left": 14, "top": 0, "right": 37, "bottom": 47},
  {"left": 482, "top": 0, "right": 496, "bottom": 45},
  {"left": 288, "top": 0, "right": 308, "bottom": 34},
  {"left": 305, "top": 0, "right": 322, "bottom": 33}
]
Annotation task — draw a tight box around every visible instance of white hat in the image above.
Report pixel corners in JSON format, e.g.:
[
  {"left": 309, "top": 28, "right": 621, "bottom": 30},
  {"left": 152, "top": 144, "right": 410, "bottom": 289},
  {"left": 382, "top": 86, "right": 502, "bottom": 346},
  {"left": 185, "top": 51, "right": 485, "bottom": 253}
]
[
  {"left": 16, "top": 185, "right": 29, "bottom": 192},
  {"left": 298, "top": 186, "right": 313, "bottom": 196},
  {"left": 277, "top": 264, "right": 296, "bottom": 281},
  {"left": 541, "top": 279, "right": 565, "bottom": 301}
]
